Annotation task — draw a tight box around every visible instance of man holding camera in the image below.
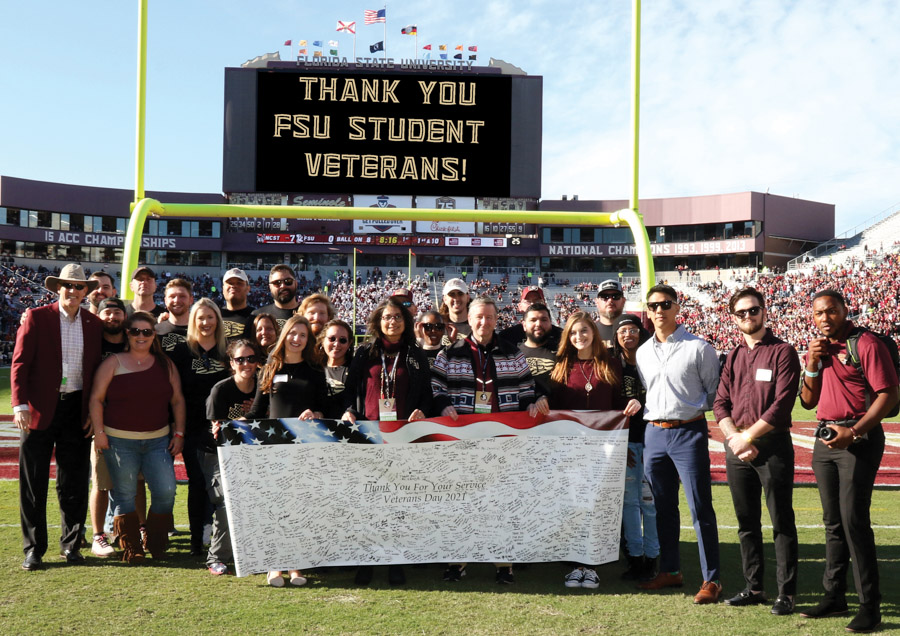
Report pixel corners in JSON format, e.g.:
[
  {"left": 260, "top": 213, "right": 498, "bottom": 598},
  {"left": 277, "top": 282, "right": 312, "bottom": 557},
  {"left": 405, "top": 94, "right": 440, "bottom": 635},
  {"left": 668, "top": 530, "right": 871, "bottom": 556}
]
[{"left": 799, "top": 289, "right": 898, "bottom": 633}]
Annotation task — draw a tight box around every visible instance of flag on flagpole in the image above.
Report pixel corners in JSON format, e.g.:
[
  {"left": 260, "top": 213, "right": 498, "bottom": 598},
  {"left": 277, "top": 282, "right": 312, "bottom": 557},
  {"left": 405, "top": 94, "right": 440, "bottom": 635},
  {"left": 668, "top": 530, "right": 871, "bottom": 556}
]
[
  {"left": 468, "top": 54, "right": 477, "bottom": 60},
  {"left": 438, "top": 44, "right": 447, "bottom": 51},
  {"left": 423, "top": 44, "right": 432, "bottom": 50},
  {"left": 439, "top": 53, "right": 447, "bottom": 59},
  {"left": 401, "top": 25, "right": 417, "bottom": 35},
  {"left": 328, "top": 40, "right": 339, "bottom": 47},
  {"left": 284, "top": 40, "right": 292, "bottom": 46},
  {"left": 298, "top": 48, "right": 307, "bottom": 55},
  {"left": 453, "top": 53, "right": 462, "bottom": 60},
  {"left": 313, "top": 50, "right": 323, "bottom": 58},
  {"left": 468, "top": 45, "right": 477, "bottom": 52},
  {"left": 455, "top": 45, "right": 463, "bottom": 51},
  {"left": 364, "top": 9, "right": 386, "bottom": 25},
  {"left": 370, "top": 41, "right": 384, "bottom": 53},
  {"left": 330, "top": 49, "right": 339, "bottom": 56},
  {"left": 336, "top": 20, "right": 356, "bottom": 34},
  {"left": 313, "top": 40, "right": 323, "bottom": 47},
  {"left": 299, "top": 39, "right": 307, "bottom": 46}
]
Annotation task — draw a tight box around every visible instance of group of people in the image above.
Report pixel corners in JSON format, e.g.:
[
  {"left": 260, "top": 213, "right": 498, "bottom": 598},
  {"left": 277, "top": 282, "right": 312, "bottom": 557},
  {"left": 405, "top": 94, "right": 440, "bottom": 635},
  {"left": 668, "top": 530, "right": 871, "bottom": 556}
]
[{"left": 10, "top": 261, "right": 896, "bottom": 634}]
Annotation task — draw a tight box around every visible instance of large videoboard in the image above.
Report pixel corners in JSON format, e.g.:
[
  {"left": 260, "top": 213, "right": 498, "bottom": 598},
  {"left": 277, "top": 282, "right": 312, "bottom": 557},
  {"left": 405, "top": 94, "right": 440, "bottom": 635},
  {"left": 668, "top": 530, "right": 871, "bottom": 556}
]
[{"left": 223, "top": 67, "right": 542, "bottom": 198}]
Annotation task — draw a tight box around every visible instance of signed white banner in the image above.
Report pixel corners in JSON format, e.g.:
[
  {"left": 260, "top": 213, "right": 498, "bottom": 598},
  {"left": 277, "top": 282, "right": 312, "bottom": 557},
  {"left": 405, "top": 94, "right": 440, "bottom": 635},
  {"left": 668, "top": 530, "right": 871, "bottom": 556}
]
[{"left": 218, "top": 410, "right": 627, "bottom": 577}]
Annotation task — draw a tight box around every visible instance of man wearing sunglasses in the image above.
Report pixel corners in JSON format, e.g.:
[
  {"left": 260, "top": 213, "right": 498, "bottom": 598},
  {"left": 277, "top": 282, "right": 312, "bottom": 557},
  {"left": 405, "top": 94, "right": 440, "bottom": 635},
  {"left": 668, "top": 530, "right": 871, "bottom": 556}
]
[
  {"left": 713, "top": 287, "right": 801, "bottom": 616},
  {"left": 252, "top": 264, "right": 300, "bottom": 329},
  {"left": 12, "top": 263, "right": 103, "bottom": 571},
  {"left": 636, "top": 284, "right": 723, "bottom": 604},
  {"left": 594, "top": 279, "right": 627, "bottom": 348}
]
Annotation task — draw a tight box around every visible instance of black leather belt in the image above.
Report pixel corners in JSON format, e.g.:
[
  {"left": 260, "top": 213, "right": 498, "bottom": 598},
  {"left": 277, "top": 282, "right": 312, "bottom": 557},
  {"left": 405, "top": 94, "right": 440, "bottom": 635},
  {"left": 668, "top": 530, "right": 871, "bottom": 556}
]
[{"left": 58, "top": 390, "right": 83, "bottom": 401}]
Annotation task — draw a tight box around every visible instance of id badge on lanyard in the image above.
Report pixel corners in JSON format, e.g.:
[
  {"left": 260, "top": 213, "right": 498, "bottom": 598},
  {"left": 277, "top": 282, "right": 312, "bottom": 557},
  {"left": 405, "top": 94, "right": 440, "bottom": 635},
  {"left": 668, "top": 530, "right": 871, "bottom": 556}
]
[
  {"left": 380, "top": 351, "right": 400, "bottom": 421},
  {"left": 469, "top": 339, "right": 494, "bottom": 414},
  {"left": 474, "top": 391, "right": 493, "bottom": 414},
  {"left": 379, "top": 398, "right": 398, "bottom": 421}
]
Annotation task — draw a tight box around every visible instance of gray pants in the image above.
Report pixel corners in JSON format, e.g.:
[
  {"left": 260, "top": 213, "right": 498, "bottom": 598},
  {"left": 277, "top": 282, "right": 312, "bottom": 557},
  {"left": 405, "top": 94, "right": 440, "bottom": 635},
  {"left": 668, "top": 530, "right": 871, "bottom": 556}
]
[{"left": 199, "top": 449, "right": 232, "bottom": 567}]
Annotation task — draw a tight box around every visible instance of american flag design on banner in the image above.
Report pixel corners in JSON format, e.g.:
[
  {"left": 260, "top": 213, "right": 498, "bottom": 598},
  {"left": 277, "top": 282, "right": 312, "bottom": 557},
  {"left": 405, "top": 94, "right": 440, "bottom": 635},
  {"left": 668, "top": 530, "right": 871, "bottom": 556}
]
[{"left": 219, "top": 418, "right": 383, "bottom": 446}]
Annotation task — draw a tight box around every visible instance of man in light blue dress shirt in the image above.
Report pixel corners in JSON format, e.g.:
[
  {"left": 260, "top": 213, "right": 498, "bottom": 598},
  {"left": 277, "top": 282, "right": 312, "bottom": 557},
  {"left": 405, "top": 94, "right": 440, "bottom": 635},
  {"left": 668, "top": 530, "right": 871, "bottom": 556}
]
[{"left": 635, "top": 284, "right": 723, "bottom": 604}]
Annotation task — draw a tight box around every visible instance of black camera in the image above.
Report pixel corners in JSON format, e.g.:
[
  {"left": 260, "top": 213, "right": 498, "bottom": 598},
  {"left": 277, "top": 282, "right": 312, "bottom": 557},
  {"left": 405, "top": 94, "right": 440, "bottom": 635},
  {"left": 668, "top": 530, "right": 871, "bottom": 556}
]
[{"left": 815, "top": 423, "right": 838, "bottom": 442}]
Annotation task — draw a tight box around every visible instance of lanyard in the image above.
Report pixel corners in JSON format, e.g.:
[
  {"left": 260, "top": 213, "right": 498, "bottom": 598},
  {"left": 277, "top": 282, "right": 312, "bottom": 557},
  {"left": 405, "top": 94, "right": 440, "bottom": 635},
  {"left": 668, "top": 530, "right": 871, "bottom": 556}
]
[
  {"left": 380, "top": 350, "right": 400, "bottom": 399},
  {"left": 466, "top": 338, "right": 494, "bottom": 393}
]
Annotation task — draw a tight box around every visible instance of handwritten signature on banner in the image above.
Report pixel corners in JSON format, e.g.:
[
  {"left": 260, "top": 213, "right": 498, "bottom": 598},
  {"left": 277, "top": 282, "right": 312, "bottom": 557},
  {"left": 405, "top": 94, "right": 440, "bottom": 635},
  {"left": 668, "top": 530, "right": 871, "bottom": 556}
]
[{"left": 218, "top": 410, "right": 628, "bottom": 446}]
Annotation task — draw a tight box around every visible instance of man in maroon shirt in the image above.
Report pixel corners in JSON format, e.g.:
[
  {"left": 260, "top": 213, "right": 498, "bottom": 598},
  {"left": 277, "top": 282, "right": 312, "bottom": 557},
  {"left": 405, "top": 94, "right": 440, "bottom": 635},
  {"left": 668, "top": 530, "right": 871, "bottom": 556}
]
[
  {"left": 714, "top": 287, "right": 800, "bottom": 616},
  {"left": 799, "top": 289, "right": 898, "bottom": 634}
]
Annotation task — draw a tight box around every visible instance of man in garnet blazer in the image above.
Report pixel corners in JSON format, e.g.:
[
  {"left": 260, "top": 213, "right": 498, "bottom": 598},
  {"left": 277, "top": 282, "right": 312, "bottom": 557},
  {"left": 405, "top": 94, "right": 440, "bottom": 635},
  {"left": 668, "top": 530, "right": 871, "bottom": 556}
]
[{"left": 11, "top": 264, "right": 103, "bottom": 570}]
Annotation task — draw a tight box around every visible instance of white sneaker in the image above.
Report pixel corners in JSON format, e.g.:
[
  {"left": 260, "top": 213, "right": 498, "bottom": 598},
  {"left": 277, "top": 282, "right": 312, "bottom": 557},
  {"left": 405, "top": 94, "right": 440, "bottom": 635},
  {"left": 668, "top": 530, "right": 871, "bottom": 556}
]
[
  {"left": 564, "top": 567, "right": 584, "bottom": 588},
  {"left": 91, "top": 533, "right": 115, "bottom": 557},
  {"left": 581, "top": 568, "right": 600, "bottom": 589}
]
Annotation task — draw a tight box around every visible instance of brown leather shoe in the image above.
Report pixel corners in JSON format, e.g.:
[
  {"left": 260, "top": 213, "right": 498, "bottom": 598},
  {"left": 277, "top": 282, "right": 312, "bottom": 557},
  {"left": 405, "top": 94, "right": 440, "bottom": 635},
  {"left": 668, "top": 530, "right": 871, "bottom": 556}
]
[
  {"left": 639, "top": 571, "right": 684, "bottom": 590},
  {"left": 694, "top": 580, "right": 723, "bottom": 604}
]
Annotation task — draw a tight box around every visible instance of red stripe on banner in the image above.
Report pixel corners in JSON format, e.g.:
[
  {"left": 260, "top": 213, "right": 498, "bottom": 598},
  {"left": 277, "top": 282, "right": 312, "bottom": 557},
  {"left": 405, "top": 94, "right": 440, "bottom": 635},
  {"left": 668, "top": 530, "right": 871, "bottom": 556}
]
[{"left": 378, "top": 410, "right": 627, "bottom": 433}]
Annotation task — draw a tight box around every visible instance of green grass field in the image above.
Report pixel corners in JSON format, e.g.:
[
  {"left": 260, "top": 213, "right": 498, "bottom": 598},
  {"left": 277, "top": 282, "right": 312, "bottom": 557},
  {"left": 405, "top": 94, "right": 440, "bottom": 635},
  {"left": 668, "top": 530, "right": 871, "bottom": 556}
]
[{"left": 0, "top": 481, "right": 897, "bottom": 635}]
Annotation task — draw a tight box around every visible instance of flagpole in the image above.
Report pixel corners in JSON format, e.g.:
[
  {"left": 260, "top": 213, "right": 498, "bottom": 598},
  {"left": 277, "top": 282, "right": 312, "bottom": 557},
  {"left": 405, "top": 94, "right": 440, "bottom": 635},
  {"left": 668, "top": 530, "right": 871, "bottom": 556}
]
[
  {"left": 408, "top": 248, "right": 412, "bottom": 282},
  {"left": 352, "top": 248, "right": 358, "bottom": 342},
  {"left": 383, "top": 3, "right": 387, "bottom": 59},
  {"left": 415, "top": 30, "right": 418, "bottom": 58},
  {"left": 353, "top": 30, "right": 356, "bottom": 60}
]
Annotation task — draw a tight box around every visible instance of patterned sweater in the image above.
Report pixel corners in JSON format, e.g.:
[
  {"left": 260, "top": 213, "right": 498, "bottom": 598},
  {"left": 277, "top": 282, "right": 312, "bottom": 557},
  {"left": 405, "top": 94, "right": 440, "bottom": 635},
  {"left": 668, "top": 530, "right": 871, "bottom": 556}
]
[{"left": 431, "top": 336, "right": 536, "bottom": 414}]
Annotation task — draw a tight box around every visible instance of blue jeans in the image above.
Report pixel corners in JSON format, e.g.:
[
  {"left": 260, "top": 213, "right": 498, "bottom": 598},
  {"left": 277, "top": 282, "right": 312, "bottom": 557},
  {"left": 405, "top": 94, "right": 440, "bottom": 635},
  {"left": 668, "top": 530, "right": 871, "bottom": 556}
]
[
  {"left": 105, "top": 435, "right": 176, "bottom": 516},
  {"left": 644, "top": 420, "right": 720, "bottom": 582},
  {"left": 623, "top": 442, "right": 659, "bottom": 558}
]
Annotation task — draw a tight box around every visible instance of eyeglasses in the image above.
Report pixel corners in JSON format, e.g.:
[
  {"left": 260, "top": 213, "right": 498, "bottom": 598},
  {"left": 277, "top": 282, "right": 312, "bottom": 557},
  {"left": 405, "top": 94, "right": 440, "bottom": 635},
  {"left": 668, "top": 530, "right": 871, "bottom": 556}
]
[
  {"left": 647, "top": 300, "right": 674, "bottom": 312},
  {"left": 231, "top": 355, "right": 259, "bottom": 365},
  {"left": 269, "top": 279, "right": 295, "bottom": 287},
  {"left": 326, "top": 335, "right": 349, "bottom": 344},
  {"left": 733, "top": 306, "right": 763, "bottom": 319},
  {"left": 422, "top": 323, "right": 445, "bottom": 333},
  {"left": 59, "top": 282, "right": 86, "bottom": 291},
  {"left": 127, "top": 328, "right": 154, "bottom": 337},
  {"left": 617, "top": 327, "right": 641, "bottom": 335},
  {"left": 381, "top": 314, "right": 404, "bottom": 323},
  {"left": 599, "top": 293, "right": 624, "bottom": 301}
]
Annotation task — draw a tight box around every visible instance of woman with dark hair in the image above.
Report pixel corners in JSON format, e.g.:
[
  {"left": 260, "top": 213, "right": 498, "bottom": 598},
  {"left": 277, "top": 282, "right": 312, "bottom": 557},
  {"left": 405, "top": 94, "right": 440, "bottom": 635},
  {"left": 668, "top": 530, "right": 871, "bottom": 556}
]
[
  {"left": 246, "top": 314, "right": 326, "bottom": 588},
  {"left": 316, "top": 318, "right": 354, "bottom": 419},
  {"left": 342, "top": 297, "right": 434, "bottom": 586},
  {"left": 169, "top": 297, "right": 230, "bottom": 557},
  {"left": 252, "top": 312, "right": 280, "bottom": 355},
  {"left": 204, "top": 338, "right": 263, "bottom": 576},
  {"left": 538, "top": 311, "right": 641, "bottom": 590},
  {"left": 613, "top": 314, "right": 659, "bottom": 582},
  {"left": 89, "top": 311, "right": 186, "bottom": 563}
]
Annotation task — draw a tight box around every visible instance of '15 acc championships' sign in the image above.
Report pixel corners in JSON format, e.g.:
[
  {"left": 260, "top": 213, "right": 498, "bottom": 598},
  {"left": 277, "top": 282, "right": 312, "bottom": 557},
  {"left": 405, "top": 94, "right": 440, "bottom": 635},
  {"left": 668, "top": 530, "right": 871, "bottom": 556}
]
[{"left": 223, "top": 67, "right": 542, "bottom": 198}]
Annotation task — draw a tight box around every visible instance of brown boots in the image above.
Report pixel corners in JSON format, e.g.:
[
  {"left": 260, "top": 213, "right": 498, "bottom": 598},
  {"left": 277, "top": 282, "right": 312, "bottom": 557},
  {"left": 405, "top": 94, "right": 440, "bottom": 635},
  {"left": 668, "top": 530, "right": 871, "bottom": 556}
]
[
  {"left": 143, "top": 511, "right": 173, "bottom": 559},
  {"left": 113, "top": 512, "right": 145, "bottom": 564}
]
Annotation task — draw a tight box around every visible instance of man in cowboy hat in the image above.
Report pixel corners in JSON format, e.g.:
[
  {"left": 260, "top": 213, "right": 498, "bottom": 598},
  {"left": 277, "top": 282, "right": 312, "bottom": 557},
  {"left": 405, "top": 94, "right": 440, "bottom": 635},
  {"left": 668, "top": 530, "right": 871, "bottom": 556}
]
[{"left": 11, "top": 263, "right": 103, "bottom": 570}]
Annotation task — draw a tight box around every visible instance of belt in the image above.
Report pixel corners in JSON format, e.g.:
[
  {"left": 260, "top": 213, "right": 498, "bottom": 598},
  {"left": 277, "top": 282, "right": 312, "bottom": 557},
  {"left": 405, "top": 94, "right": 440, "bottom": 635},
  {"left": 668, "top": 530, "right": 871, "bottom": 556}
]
[
  {"left": 58, "top": 390, "right": 83, "bottom": 401},
  {"left": 649, "top": 416, "right": 705, "bottom": 429},
  {"left": 819, "top": 419, "right": 859, "bottom": 428}
]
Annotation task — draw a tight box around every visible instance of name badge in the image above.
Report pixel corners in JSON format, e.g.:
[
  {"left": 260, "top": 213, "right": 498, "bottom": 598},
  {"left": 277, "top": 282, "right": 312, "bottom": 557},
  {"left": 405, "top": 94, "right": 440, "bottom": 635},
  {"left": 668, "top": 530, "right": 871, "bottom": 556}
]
[
  {"left": 273, "top": 374, "right": 289, "bottom": 385},
  {"left": 474, "top": 391, "right": 493, "bottom": 414},
  {"left": 755, "top": 368, "right": 773, "bottom": 382},
  {"left": 379, "top": 398, "right": 397, "bottom": 421}
]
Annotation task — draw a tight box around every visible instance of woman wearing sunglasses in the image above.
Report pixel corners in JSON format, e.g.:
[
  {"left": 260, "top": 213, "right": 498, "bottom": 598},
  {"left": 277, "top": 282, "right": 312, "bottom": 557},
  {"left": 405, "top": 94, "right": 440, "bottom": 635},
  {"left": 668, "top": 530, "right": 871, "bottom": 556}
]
[
  {"left": 317, "top": 319, "right": 355, "bottom": 419},
  {"left": 342, "top": 297, "right": 434, "bottom": 586},
  {"left": 246, "top": 314, "right": 327, "bottom": 588},
  {"left": 168, "top": 298, "right": 231, "bottom": 557},
  {"left": 203, "top": 338, "right": 263, "bottom": 576},
  {"left": 89, "top": 312, "right": 186, "bottom": 563},
  {"left": 414, "top": 310, "right": 446, "bottom": 370}
]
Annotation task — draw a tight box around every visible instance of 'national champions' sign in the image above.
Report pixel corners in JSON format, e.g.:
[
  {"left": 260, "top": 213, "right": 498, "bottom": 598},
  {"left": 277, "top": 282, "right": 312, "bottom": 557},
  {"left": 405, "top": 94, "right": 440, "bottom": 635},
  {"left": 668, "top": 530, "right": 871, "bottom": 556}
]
[{"left": 223, "top": 66, "right": 542, "bottom": 198}]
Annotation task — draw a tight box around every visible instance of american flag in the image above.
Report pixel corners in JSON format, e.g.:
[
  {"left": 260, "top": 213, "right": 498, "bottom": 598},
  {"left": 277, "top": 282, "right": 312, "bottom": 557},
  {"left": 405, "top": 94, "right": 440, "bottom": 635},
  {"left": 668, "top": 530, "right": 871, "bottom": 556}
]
[
  {"left": 364, "top": 8, "right": 386, "bottom": 25},
  {"left": 336, "top": 20, "right": 356, "bottom": 34},
  {"left": 219, "top": 418, "right": 383, "bottom": 446}
]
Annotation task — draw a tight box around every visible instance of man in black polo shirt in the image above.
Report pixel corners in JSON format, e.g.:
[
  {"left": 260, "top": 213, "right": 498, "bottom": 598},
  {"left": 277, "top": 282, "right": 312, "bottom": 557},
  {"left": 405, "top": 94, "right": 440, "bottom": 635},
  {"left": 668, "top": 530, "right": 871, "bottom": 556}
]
[
  {"left": 713, "top": 287, "right": 800, "bottom": 616},
  {"left": 594, "top": 279, "right": 626, "bottom": 348}
]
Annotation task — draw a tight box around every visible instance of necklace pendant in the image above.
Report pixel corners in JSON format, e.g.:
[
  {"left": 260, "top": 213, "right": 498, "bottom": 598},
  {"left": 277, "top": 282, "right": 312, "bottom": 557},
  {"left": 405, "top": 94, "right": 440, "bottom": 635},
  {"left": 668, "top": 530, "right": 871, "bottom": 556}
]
[{"left": 584, "top": 382, "right": 593, "bottom": 393}]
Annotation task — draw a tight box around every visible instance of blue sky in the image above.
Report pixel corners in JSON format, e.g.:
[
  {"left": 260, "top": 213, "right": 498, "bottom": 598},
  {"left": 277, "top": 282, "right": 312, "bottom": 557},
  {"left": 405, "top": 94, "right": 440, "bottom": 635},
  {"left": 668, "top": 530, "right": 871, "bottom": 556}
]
[{"left": 1, "top": 1, "right": 898, "bottom": 233}]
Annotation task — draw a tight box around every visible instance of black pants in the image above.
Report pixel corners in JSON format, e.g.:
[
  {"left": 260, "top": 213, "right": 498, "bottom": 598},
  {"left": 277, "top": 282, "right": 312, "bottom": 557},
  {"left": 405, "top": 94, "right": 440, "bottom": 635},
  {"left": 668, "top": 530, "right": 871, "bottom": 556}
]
[
  {"left": 725, "top": 430, "right": 798, "bottom": 596},
  {"left": 181, "top": 433, "right": 213, "bottom": 550},
  {"left": 19, "top": 394, "right": 91, "bottom": 556},
  {"left": 811, "top": 426, "right": 884, "bottom": 609}
]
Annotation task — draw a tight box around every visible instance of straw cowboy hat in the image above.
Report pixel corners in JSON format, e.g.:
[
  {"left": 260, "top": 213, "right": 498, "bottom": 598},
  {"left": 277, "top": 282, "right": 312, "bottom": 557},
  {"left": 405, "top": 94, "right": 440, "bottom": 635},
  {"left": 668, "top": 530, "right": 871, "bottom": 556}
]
[{"left": 44, "top": 263, "right": 99, "bottom": 294}]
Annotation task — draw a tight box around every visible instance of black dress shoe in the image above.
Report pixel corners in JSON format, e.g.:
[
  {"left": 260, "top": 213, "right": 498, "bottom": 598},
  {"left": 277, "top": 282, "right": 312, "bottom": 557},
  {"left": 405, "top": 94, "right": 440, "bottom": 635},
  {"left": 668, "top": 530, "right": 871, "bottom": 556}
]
[
  {"left": 771, "top": 595, "right": 794, "bottom": 616},
  {"left": 388, "top": 565, "right": 406, "bottom": 585},
  {"left": 846, "top": 607, "right": 881, "bottom": 633},
  {"left": 800, "top": 596, "right": 849, "bottom": 618},
  {"left": 354, "top": 566, "right": 374, "bottom": 586},
  {"left": 61, "top": 549, "right": 86, "bottom": 565},
  {"left": 22, "top": 551, "right": 43, "bottom": 571},
  {"left": 725, "top": 589, "right": 767, "bottom": 606}
]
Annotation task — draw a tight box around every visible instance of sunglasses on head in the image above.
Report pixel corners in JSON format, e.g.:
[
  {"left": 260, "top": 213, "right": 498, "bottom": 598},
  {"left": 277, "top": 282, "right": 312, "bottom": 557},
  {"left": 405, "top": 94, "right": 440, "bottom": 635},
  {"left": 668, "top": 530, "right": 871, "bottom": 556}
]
[
  {"left": 423, "top": 323, "right": 445, "bottom": 333},
  {"left": 647, "top": 300, "right": 674, "bottom": 312},
  {"left": 231, "top": 355, "right": 259, "bottom": 365},
  {"left": 326, "top": 335, "right": 349, "bottom": 344},
  {"left": 127, "top": 327, "right": 154, "bottom": 337},
  {"left": 733, "top": 306, "right": 762, "bottom": 319},
  {"left": 270, "top": 279, "right": 295, "bottom": 287},
  {"left": 59, "top": 282, "right": 86, "bottom": 291},
  {"left": 599, "top": 293, "right": 623, "bottom": 301},
  {"left": 400, "top": 300, "right": 412, "bottom": 307}
]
